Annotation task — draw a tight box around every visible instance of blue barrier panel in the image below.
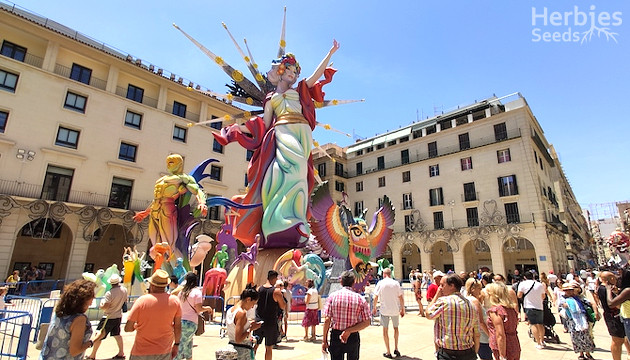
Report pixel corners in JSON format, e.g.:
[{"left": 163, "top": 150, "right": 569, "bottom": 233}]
[{"left": 0, "top": 310, "right": 33, "bottom": 360}]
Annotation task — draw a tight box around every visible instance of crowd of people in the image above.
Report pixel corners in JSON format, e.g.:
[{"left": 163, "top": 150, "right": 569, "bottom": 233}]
[{"left": 13, "top": 265, "right": 630, "bottom": 360}]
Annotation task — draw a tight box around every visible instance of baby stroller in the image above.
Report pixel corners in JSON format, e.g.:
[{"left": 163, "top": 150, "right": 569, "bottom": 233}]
[{"left": 529, "top": 299, "right": 561, "bottom": 344}]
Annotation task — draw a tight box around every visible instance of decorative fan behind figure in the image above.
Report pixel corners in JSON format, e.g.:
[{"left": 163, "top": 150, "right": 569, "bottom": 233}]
[{"left": 309, "top": 182, "right": 395, "bottom": 287}]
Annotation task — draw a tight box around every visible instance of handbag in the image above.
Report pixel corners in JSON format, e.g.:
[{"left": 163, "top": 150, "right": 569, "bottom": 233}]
[
  {"left": 187, "top": 300, "right": 205, "bottom": 336},
  {"left": 581, "top": 299, "right": 597, "bottom": 323},
  {"left": 196, "top": 314, "right": 206, "bottom": 336},
  {"left": 317, "top": 295, "right": 323, "bottom": 310}
]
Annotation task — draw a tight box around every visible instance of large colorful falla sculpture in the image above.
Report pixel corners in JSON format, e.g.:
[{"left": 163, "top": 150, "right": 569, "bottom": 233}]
[
  {"left": 310, "top": 182, "right": 395, "bottom": 291},
  {"left": 174, "top": 8, "right": 362, "bottom": 250}
]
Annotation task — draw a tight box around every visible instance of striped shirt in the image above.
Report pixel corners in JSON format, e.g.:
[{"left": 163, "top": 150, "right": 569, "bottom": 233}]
[
  {"left": 323, "top": 287, "right": 370, "bottom": 331},
  {"left": 427, "top": 293, "right": 479, "bottom": 350}
]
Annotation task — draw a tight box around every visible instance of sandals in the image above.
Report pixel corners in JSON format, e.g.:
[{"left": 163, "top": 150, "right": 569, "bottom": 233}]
[
  {"left": 383, "top": 353, "right": 393, "bottom": 359},
  {"left": 394, "top": 350, "right": 401, "bottom": 357},
  {"left": 112, "top": 356, "right": 126, "bottom": 360}
]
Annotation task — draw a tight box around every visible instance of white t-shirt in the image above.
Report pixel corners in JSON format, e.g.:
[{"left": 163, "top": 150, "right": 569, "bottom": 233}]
[
  {"left": 374, "top": 277, "right": 403, "bottom": 316},
  {"left": 306, "top": 288, "right": 319, "bottom": 310},
  {"left": 518, "top": 279, "right": 545, "bottom": 310},
  {"left": 565, "top": 273, "right": 575, "bottom": 282},
  {"left": 547, "top": 273, "right": 557, "bottom": 284},
  {"left": 587, "top": 277, "right": 597, "bottom": 291}
]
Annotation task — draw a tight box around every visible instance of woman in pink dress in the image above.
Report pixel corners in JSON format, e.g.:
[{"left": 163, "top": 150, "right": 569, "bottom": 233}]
[{"left": 485, "top": 282, "right": 521, "bottom": 360}]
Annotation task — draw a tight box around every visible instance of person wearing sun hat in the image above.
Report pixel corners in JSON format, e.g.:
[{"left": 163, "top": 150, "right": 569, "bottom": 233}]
[
  {"left": 562, "top": 282, "right": 596, "bottom": 360},
  {"left": 86, "top": 273, "right": 128, "bottom": 360},
  {"left": 125, "top": 270, "right": 182, "bottom": 360}
]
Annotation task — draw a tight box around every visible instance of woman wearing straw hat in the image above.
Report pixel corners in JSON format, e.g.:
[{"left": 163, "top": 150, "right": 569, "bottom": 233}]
[{"left": 562, "top": 282, "right": 595, "bottom": 360}]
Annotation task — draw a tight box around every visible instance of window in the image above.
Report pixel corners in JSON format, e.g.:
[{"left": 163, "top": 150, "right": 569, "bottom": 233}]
[
  {"left": 1, "top": 41, "right": 26, "bottom": 62},
  {"left": 428, "top": 141, "right": 438, "bottom": 158},
  {"left": 401, "top": 149, "right": 409, "bottom": 164},
  {"left": 246, "top": 150, "right": 254, "bottom": 161},
  {"left": 403, "top": 193, "right": 413, "bottom": 210},
  {"left": 505, "top": 202, "right": 520, "bottom": 223},
  {"left": 405, "top": 215, "right": 413, "bottom": 232},
  {"left": 378, "top": 176, "right": 386, "bottom": 188},
  {"left": 426, "top": 125, "right": 436, "bottom": 135},
  {"left": 356, "top": 162, "right": 363, "bottom": 175},
  {"left": 494, "top": 122, "right": 507, "bottom": 141},
  {"left": 377, "top": 156, "right": 385, "bottom": 170},
  {"left": 356, "top": 181, "right": 363, "bottom": 192},
  {"left": 366, "top": 146, "right": 373, "bottom": 153},
  {"left": 429, "top": 164, "right": 439, "bottom": 177},
  {"left": 244, "top": 174, "right": 248, "bottom": 187},
  {"left": 213, "top": 139, "right": 223, "bottom": 153},
  {"left": 377, "top": 143, "right": 385, "bottom": 149},
  {"left": 378, "top": 197, "right": 385, "bottom": 209},
  {"left": 317, "top": 163, "right": 326, "bottom": 177},
  {"left": 126, "top": 84, "right": 144, "bottom": 103},
  {"left": 497, "top": 149, "right": 511, "bottom": 163},
  {"left": 466, "top": 207, "right": 479, "bottom": 227},
  {"left": 64, "top": 91, "right": 87, "bottom": 112},
  {"left": 0, "top": 69, "right": 18, "bottom": 92},
  {"left": 118, "top": 142, "right": 137, "bottom": 162},
  {"left": 335, "top": 162, "right": 344, "bottom": 176},
  {"left": 433, "top": 211, "right": 444, "bottom": 230},
  {"left": 354, "top": 201, "right": 364, "bottom": 217},
  {"left": 108, "top": 177, "right": 133, "bottom": 209},
  {"left": 206, "top": 193, "right": 220, "bottom": 220},
  {"left": 463, "top": 182, "right": 477, "bottom": 202},
  {"left": 55, "top": 126, "right": 80, "bottom": 149},
  {"left": 124, "top": 110, "right": 142, "bottom": 129},
  {"left": 335, "top": 181, "right": 345, "bottom": 192},
  {"left": 70, "top": 63, "right": 92, "bottom": 85},
  {"left": 461, "top": 157, "right": 473, "bottom": 171},
  {"left": 210, "top": 165, "right": 222, "bottom": 181},
  {"left": 173, "top": 125, "right": 187, "bottom": 143},
  {"left": 459, "top": 133, "right": 470, "bottom": 150},
  {"left": 402, "top": 170, "right": 411, "bottom": 183},
  {"left": 172, "top": 101, "right": 187, "bottom": 118},
  {"left": 429, "top": 187, "right": 444, "bottom": 206},
  {"left": 412, "top": 129, "right": 422, "bottom": 139},
  {"left": 356, "top": 149, "right": 363, "bottom": 156},
  {"left": 41, "top": 165, "right": 74, "bottom": 202},
  {"left": 0, "top": 110, "right": 7, "bottom": 132},
  {"left": 498, "top": 175, "right": 518, "bottom": 197},
  {"left": 399, "top": 136, "right": 409, "bottom": 143}
]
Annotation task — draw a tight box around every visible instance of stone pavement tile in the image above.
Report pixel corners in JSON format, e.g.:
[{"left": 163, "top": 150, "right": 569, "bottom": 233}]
[{"left": 28, "top": 312, "right": 623, "bottom": 360}]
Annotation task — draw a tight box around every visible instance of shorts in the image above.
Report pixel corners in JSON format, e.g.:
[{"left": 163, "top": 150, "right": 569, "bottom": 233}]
[
  {"left": 524, "top": 308, "right": 543, "bottom": 325},
  {"left": 253, "top": 320, "right": 280, "bottom": 347},
  {"left": 605, "top": 313, "right": 626, "bottom": 338},
  {"left": 96, "top": 317, "right": 122, "bottom": 338},
  {"left": 380, "top": 315, "right": 399, "bottom": 328},
  {"left": 477, "top": 343, "right": 492, "bottom": 360}
]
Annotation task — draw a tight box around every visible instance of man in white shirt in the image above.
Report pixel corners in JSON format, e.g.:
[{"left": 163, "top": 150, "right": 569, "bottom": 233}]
[
  {"left": 517, "top": 271, "right": 546, "bottom": 349},
  {"left": 547, "top": 271, "right": 558, "bottom": 289},
  {"left": 373, "top": 268, "right": 405, "bottom": 358}
]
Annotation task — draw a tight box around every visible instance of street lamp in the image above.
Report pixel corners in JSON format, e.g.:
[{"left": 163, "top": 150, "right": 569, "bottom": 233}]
[
  {"left": 448, "top": 199, "right": 455, "bottom": 228},
  {"left": 16, "top": 148, "right": 36, "bottom": 161}
]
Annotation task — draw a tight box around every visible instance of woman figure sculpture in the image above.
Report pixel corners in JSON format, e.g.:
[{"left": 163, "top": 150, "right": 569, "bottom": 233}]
[{"left": 214, "top": 40, "right": 339, "bottom": 249}]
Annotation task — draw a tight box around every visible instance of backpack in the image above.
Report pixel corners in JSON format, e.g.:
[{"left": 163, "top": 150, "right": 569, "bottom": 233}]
[{"left": 581, "top": 299, "right": 596, "bottom": 323}]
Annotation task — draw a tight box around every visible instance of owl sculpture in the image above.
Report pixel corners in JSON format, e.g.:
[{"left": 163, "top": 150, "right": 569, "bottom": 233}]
[{"left": 309, "top": 182, "right": 395, "bottom": 284}]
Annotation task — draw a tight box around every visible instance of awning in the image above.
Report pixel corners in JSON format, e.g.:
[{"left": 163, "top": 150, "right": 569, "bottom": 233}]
[
  {"left": 348, "top": 140, "right": 374, "bottom": 153},
  {"left": 385, "top": 128, "right": 411, "bottom": 142}
]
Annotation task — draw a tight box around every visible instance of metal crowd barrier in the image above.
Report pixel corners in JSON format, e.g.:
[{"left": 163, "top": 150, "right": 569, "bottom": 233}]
[
  {"left": 0, "top": 280, "right": 65, "bottom": 297},
  {"left": 0, "top": 310, "right": 32, "bottom": 360}
]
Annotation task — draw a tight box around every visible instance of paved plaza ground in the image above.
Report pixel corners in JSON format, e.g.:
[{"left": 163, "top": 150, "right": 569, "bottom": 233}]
[{"left": 27, "top": 306, "right": 623, "bottom": 360}]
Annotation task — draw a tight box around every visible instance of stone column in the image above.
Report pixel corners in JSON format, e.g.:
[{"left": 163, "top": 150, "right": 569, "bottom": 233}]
[
  {"left": 105, "top": 65, "right": 119, "bottom": 93},
  {"left": 489, "top": 234, "right": 506, "bottom": 275},
  {"left": 42, "top": 41, "right": 59, "bottom": 72},
  {"left": 420, "top": 246, "right": 432, "bottom": 272},
  {"left": 453, "top": 250, "right": 466, "bottom": 273}
]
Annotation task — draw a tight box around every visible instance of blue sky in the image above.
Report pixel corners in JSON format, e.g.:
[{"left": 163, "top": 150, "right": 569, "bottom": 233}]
[{"left": 12, "top": 0, "right": 630, "bottom": 206}]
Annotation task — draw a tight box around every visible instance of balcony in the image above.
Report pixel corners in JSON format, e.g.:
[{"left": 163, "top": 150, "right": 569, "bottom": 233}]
[
  {"left": 347, "top": 127, "right": 522, "bottom": 177},
  {"left": 0, "top": 179, "right": 150, "bottom": 211},
  {"left": 115, "top": 86, "right": 158, "bottom": 108},
  {"left": 54, "top": 63, "right": 107, "bottom": 90},
  {"left": 0, "top": 51, "right": 44, "bottom": 68}
]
